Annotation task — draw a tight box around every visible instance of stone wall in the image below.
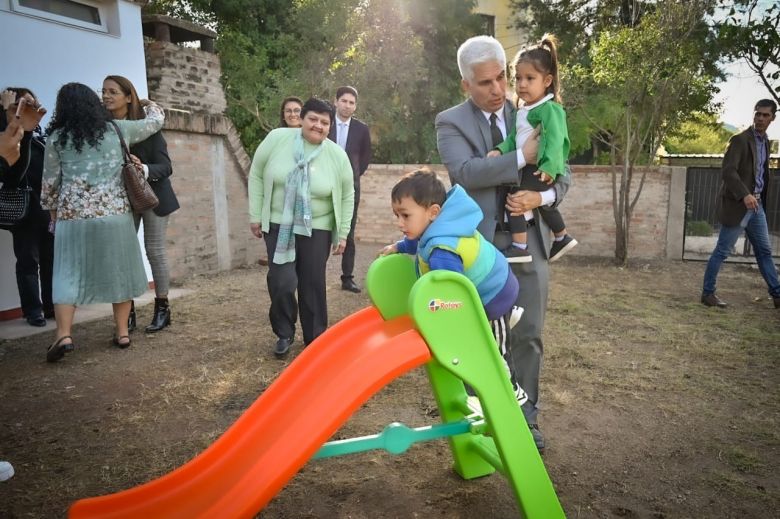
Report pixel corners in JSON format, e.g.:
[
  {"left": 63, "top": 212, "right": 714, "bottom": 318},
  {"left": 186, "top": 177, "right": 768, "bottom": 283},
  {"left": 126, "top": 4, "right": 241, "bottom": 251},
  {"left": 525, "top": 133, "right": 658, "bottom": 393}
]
[
  {"left": 145, "top": 40, "right": 227, "bottom": 114},
  {"left": 354, "top": 165, "right": 687, "bottom": 260}
]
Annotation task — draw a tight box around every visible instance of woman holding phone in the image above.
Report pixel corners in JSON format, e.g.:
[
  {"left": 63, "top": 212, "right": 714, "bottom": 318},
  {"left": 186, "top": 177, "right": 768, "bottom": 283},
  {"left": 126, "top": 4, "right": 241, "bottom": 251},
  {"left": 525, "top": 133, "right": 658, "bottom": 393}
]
[
  {"left": 0, "top": 88, "right": 54, "bottom": 327},
  {"left": 102, "top": 75, "right": 179, "bottom": 333}
]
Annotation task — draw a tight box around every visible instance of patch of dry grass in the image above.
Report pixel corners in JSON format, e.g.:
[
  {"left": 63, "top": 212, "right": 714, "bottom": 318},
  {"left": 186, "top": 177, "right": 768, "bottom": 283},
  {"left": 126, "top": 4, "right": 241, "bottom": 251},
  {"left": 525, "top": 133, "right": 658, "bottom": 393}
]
[{"left": 1, "top": 254, "right": 779, "bottom": 518}]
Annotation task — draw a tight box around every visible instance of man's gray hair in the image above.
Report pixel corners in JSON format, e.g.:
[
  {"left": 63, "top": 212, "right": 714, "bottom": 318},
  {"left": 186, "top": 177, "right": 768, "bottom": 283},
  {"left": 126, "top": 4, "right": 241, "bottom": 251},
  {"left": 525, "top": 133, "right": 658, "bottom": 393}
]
[{"left": 457, "top": 35, "right": 507, "bottom": 82}]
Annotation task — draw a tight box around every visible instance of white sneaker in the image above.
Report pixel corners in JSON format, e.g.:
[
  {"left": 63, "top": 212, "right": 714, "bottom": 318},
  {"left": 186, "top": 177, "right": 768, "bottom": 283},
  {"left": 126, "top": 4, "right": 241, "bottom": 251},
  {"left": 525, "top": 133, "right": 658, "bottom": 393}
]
[
  {"left": 0, "top": 461, "right": 14, "bottom": 481},
  {"left": 509, "top": 306, "right": 524, "bottom": 329}
]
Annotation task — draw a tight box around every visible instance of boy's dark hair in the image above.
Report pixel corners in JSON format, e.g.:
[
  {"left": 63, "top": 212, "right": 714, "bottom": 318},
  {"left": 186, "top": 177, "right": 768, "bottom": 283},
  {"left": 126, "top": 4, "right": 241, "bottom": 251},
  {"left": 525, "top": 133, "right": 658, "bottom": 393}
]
[
  {"left": 391, "top": 169, "right": 447, "bottom": 208},
  {"left": 335, "top": 86, "right": 358, "bottom": 100},
  {"left": 755, "top": 99, "right": 777, "bottom": 115},
  {"left": 300, "top": 97, "right": 335, "bottom": 125}
]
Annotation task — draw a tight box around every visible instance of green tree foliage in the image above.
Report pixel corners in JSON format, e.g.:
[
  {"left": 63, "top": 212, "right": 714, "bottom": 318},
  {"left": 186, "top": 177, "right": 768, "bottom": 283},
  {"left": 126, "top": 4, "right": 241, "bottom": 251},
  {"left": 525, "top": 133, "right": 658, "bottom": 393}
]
[
  {"left": 144, "top": 0, "right": 482, "bottom": 162},
  {"left": 717, "top": 0, "right": 780, "bottom": 104},
  {"left": 144, "top": 0, "right": 304, "bottom": 148},
  {"left": 349, "top": 1, "right": 483, "bottom": 163},
  {"left": 662, "top": 112, "right": 734, "bottom": 154}
]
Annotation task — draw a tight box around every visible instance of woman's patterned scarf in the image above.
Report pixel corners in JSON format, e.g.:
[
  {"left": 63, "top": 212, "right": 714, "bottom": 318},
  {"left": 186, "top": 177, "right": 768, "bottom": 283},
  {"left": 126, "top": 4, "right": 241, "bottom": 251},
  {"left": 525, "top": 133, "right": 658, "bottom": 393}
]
[{"left": 273, "top": 131, "right": 324, "bottom": 264}]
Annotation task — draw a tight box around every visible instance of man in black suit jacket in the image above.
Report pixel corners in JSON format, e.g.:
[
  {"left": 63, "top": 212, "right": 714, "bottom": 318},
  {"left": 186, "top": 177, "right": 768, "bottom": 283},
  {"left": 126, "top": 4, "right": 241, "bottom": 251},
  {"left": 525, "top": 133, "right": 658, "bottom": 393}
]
[
  {"left": 701, "top": 98, "right": 780, "bottom": 309},
  {"left": 328, "top": 86, "right": 372, "bottom": 293}
]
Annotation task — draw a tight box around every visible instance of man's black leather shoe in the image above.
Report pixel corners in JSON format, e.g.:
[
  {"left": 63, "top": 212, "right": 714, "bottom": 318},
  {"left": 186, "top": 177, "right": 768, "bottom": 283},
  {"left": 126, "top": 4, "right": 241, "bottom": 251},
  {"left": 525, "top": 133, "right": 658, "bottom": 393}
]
[
  {"left": 529, "top": 423, "right": 545, "bottom": 452},
  {"left": 274, "top": 337, "right": 293, "bottom": 358},
  {"left": 341, "top": 279, "right": 361, "bottom": 293},
  {"left": 26, "top": 315, "right": 46, "bottom": 327},
  {"left": 701, "top": 293, "right": 727, "bottom": 308},
  {"left": 774, "top": 297, "right": 780, "bottom": 309}
]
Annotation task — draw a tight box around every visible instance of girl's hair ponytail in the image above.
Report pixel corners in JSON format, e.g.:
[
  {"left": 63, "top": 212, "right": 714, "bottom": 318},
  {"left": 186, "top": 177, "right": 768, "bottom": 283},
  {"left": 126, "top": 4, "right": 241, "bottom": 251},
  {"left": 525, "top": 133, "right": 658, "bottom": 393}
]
[
  {"left": 513, "top": 33, "right": 562, "bottom": 103},
  {"left": 539, "top": 34, "right": 561, "bottom": 103}
]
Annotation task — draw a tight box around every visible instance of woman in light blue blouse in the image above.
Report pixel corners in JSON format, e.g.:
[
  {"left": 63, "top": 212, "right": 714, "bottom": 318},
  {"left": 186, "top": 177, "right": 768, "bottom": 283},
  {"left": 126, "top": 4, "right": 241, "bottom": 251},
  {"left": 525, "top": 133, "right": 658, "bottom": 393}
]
[{"left": 41, "top": 82, "right": 164, "bottom": 362}]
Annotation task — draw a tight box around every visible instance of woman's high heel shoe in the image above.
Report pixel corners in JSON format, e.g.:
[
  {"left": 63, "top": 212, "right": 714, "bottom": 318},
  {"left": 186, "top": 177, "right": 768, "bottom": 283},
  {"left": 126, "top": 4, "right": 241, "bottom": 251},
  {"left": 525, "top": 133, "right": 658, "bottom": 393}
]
[{"left": 145, "top": 298, "right": 171, "bottom": 333}]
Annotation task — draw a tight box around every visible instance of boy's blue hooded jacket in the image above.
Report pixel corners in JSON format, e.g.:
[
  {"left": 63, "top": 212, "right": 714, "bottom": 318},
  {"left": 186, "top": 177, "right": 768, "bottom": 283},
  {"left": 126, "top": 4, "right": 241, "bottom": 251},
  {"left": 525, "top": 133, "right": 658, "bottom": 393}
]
[{"left": 396, "top": 185, "right": 519, "bottom": 320}]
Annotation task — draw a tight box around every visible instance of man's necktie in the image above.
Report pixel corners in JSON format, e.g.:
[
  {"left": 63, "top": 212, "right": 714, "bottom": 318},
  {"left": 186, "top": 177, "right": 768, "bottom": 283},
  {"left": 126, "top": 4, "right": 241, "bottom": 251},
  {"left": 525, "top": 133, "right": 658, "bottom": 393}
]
[
  {"left": 489, "top": 112, "right": 503, "bottom": 147},
  {"left": 490, "top": 112, "right": 508, "bottom": 232},
  {"left": 338, "top": 123, "right": 348, "bottom": 149}
]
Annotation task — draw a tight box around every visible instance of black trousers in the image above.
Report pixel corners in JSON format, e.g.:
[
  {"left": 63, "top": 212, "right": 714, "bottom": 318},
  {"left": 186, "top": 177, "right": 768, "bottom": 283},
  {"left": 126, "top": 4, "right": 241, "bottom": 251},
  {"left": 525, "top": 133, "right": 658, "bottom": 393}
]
[
  {"left": 9, "top": 209, "right": 53, "bottom": 318},
  {"left": 507, "top": 167, "right": 565, "bottom": 235},
  {"left": 264, "top": 224, "right": 332, "bottom": 345},
  {"left": 341, "top": 184, "right": 360, "bottom": 282}
]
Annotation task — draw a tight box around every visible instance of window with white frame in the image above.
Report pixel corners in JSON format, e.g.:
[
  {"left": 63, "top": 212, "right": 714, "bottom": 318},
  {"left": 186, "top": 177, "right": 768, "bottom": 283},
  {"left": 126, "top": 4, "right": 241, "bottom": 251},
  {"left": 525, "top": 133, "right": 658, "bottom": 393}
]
[{"left": 11, "top": 0, "right": 108, "bottom": 32}]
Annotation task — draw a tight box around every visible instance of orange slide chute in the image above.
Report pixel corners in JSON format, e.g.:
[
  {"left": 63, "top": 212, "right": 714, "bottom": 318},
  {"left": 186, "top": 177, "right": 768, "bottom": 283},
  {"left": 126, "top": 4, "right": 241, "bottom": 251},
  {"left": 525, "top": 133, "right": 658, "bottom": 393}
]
[{"left": 69, "top": 307, "right": 431, "bottom": 519}]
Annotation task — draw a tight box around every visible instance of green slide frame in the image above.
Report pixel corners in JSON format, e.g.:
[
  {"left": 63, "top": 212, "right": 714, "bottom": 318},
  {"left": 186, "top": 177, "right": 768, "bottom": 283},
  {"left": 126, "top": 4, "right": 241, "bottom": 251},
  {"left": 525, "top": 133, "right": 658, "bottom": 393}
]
[{"left": 365, "top": 254, "right": 564, "bottom": 519}]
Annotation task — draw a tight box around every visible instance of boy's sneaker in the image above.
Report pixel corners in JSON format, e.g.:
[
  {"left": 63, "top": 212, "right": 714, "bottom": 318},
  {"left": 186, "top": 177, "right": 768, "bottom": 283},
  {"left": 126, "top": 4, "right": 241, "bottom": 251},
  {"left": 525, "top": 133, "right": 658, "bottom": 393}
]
[
  {"left": 549, "top": 235, "right": 578, "bottom": 262},
  {"left": 509, "top": 306, "right": 524, "bottom": 329},
  {"left": 504, "top": 246, "right": 533, "bottom": 264}
]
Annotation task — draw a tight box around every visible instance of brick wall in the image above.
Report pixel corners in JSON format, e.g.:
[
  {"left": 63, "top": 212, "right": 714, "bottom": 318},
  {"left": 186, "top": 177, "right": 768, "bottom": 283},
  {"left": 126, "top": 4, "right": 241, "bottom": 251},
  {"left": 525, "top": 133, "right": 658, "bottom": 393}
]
[
  {"left": 144, "top": 38, "right": 262, "bottom": 282},
  {"left": 145, "top": 40, "right": 227, "bottom": 114},
  {"left": 161, "top": 113, "right": 262, "bottom": 281},
  {"left": 355, "top": 165, "right": 686, "bottom": 260},
  {"left": 357, "top": 164, "right": 450, "bottom": 246}
]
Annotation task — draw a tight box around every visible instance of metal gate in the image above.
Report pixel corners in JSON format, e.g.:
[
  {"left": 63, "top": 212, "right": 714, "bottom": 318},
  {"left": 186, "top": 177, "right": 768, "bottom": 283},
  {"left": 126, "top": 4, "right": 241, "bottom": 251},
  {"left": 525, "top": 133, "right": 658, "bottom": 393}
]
[{"left": 683, "top": 167, "right": 780, "bottom": 261}]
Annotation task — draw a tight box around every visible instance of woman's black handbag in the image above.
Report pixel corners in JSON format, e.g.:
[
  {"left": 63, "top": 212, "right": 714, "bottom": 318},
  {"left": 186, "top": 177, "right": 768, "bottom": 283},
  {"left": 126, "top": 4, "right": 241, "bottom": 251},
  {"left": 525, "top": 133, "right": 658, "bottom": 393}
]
[{"left": 0, "top": 183, "right": 32, "bottom": 229}]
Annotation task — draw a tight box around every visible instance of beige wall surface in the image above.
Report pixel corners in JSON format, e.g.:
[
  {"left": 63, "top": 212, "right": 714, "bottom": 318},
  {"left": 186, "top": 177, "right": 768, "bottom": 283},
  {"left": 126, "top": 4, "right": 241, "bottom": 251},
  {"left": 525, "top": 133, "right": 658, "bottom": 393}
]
[{"left": 475, "top": 0, "right": 526, "bottom": 60}]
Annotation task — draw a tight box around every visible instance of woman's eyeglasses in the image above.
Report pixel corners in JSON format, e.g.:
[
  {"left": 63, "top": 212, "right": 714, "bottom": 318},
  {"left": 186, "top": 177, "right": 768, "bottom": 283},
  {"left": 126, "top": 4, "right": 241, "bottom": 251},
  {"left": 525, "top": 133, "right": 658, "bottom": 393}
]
[{"left": 284, "top": 108, "right": 301, "bottom": 115}]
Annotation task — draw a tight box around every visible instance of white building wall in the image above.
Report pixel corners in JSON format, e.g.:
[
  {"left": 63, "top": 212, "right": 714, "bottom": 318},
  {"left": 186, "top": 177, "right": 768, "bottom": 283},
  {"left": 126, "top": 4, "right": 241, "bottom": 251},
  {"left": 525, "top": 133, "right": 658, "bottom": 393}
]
[{"left": 0, "top": 0, "right": 150, "bottom": 312}]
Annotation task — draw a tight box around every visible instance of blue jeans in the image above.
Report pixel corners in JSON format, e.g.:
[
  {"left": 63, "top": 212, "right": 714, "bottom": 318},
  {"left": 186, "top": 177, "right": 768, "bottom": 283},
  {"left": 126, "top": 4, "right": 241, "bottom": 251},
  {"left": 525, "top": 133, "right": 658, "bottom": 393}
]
[{"left": 702, "top": 204, "right": 780, "bottom": 298}]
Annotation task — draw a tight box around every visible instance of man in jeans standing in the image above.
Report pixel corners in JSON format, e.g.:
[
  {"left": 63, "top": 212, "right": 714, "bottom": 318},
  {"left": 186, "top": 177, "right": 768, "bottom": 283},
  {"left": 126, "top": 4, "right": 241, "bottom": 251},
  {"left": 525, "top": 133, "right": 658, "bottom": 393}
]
[{"left": 701, "top": 98, "right": 780, "bottom": 309}]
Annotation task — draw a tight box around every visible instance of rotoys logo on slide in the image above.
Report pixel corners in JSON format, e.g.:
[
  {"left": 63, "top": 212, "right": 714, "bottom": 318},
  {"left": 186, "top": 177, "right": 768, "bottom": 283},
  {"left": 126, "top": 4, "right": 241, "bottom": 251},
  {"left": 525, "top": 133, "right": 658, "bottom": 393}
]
[{"left": 427, "top": 299, "right": 463, "bottom": 312}]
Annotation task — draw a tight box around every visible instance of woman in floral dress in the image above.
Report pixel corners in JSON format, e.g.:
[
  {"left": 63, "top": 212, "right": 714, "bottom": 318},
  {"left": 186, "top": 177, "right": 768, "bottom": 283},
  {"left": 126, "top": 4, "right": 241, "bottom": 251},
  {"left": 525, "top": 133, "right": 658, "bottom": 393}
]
[{"left": 41, "top": 82, "right": 164, "bottom": 362}]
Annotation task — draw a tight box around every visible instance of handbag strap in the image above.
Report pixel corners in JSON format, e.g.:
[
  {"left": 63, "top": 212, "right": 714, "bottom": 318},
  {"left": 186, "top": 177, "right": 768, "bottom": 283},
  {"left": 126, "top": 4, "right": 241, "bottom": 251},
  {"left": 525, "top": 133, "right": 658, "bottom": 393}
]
[{"left": 109, "top": 120, "right": 133, "bottom": 163}]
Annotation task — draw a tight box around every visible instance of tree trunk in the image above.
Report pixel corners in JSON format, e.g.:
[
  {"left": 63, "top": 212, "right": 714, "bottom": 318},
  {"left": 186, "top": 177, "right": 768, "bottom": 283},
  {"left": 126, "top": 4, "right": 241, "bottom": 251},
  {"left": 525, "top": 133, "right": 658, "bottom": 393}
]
[{"left": 613, "top": 110, "right": 632, "bottom": 267}]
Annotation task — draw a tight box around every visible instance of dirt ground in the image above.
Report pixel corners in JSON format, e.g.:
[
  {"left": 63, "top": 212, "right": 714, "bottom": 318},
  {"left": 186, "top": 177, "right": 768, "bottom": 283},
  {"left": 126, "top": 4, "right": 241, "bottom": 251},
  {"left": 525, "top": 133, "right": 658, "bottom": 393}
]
[{"left": 0, "top": 243, "right": 778, "bottom": 518}]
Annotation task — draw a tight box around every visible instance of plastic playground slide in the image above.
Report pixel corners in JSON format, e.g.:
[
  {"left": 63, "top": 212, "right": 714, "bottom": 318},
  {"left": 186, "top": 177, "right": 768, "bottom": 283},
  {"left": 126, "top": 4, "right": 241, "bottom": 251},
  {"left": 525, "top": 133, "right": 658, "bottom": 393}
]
[{"left": 69, "top": 306, "right": 432, "bottom": 519}]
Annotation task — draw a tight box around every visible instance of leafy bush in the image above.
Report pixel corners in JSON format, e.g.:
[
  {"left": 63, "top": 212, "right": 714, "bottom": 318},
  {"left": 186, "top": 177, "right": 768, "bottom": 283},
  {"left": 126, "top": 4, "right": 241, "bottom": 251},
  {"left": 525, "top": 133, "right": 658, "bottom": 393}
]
[{"left": 687, "top": 220, "right": 713, "bottom": 236}]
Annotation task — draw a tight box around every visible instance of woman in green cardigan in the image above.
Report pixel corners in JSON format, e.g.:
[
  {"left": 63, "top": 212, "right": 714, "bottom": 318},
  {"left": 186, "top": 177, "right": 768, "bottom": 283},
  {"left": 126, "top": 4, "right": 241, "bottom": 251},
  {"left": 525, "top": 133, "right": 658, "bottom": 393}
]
[{"left": 249, "top": 97, "right": 354, "bottom": 358}]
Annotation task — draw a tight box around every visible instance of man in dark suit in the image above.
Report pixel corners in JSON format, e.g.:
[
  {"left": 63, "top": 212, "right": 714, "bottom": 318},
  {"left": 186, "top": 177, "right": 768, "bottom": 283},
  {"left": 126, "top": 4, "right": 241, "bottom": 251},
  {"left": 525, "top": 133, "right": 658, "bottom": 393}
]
[
  {"left": 436, "top": 35, "right": 571, "bottom": 451},
  {"left": 701, "top": 99, "right": 779, "bottom": 308},
  {"left": 328, "top": 85, "right": 372, "bottom": 293}
]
